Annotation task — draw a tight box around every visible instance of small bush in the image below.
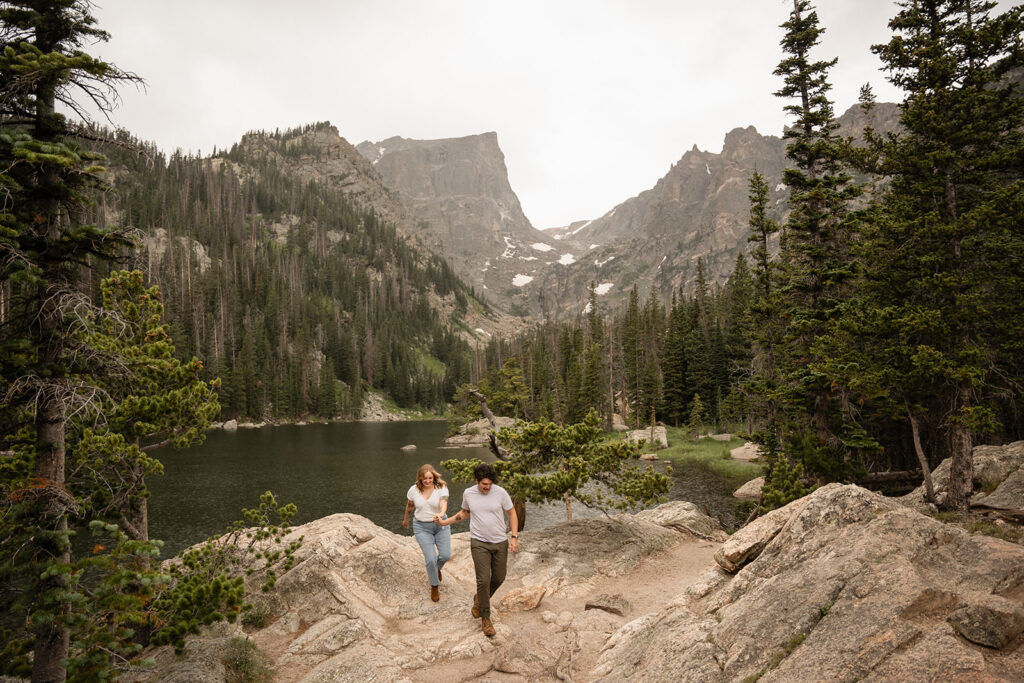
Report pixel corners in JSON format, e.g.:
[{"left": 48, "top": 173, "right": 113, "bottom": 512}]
[
  {"left": 241, "top": 603, "right": 273, "bottom": 629},
  {"left": 223, "top": 637, "right": 272, "bottom": 683}
]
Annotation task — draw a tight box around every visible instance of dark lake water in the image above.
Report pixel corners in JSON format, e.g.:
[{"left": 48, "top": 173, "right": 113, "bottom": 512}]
[{"left": 148, "top": 421, "right": 743, "bottom": 557}]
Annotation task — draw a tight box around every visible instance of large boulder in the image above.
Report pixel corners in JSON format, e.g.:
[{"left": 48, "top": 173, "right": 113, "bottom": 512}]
[
  {"left": 594, "top": 484, "right": 1024, "bottom": 681},
  {"left": 635, "top": 500, "right": 728, "bottom": 541},
  {"left": 442, "top": 416, "right": 516, "bottom": 446},
  {"left": 730, "top": 441, "right": 761, "bottom": 461},
  {"left": 625, "top": 426, "right": 668, "bottom": 449},
  {"left": 508, "top": 513, "right": 689, "bottom": 598},
  {"left": 903, "top": 440, "right": 1024, "bottom": 510},
  {"left": 733, "top": 476, "right": 764, "bottom": 501}
]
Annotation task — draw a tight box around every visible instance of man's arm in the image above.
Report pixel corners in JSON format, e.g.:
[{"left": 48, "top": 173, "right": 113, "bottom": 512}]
[
  {"left": 436, "top": 508, "right": 469, "bottom": 526},
  {"left": 507, "top": 506, "right": 518, "bottom": 552}
]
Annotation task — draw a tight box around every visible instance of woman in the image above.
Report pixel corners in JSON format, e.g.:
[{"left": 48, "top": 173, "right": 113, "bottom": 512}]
[{"left": 402, "top": 463, "right": 451, "bottom": 602}]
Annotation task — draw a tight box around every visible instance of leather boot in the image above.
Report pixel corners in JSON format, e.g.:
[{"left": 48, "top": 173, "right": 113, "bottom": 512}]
[
  {"left": 431, "top": 585, "right": 439, "bottom": 602},
  {"left": 481, "top": 617, "right": 495, "bottom": 637},
  {"left": 471, "top": 593, "right": 480, "bottom": 618}
]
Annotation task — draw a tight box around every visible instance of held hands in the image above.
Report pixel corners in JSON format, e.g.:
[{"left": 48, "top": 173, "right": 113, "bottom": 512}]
[
  {"left": 402, "top": 517, "right": 409, "bottom": 528},
  {"left": 509, "top": 537, "right": 518, "bottom": 553},
  {"left": 435, "top": 511, "right": 459, "bottom": 526}
]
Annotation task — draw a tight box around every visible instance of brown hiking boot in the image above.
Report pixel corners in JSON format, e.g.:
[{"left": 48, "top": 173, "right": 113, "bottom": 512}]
[
  {"left": 431, "top": 585, "right": 439, "bottom": 602},
  {"left": 471, "top": 594, "right": 480, "bottom": 618},
  {"left": 481, "top": 617, "right": 495, "bottom": 637}
]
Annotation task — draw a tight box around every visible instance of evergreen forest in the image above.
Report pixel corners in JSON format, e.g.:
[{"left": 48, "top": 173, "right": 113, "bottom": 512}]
[{"left": 93, "top": 125, "right": 480, "bottom": 420}]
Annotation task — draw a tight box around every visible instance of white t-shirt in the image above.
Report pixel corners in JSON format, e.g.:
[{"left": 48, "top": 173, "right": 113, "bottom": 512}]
[
  {"left": 407, "top": 484, "right": 449, "bottom": 522},
  {"left": 461, "top": 484, "right": 514, "bottom": 543}
]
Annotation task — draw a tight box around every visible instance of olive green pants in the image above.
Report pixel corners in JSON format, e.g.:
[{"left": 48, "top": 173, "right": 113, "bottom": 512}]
[{"left": 470, "top": 538, "right": 508, "bottom": 619}]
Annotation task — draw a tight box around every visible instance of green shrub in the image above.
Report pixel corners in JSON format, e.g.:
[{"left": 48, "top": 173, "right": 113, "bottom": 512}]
[{"left": 223, "top": 637, "right": 272, "bottom": 683}]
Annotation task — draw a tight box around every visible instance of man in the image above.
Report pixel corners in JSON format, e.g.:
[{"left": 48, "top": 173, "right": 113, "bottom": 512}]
[{"left": 436, "top": 463, "right": 518, "bottom": 637}]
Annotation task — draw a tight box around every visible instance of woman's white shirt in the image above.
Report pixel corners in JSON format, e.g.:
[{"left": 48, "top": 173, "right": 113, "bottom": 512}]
[{"left": 407, "top": 484, "right": 449, "bottom": 522}]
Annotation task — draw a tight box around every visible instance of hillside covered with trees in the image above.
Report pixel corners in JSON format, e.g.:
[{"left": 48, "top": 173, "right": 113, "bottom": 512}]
[{"left": 93, "top": 124, "right": 481, "bottom": 420}]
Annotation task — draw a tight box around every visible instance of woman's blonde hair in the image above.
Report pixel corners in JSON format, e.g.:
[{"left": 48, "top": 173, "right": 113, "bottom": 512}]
[{"left": 415, "top": 463, "right": 446, "bottom": 492}]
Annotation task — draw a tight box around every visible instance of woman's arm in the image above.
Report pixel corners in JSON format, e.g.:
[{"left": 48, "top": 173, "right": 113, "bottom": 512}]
[{"left": 402, "top": 498, "right": 414, "bottom": 528}]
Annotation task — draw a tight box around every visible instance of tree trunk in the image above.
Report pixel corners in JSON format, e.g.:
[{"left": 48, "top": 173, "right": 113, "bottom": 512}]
[
  {"left": 513, "top": 498, "right": 526, "bottom": 532},
  {"left": 33, "top": 395, "right": 70, "bottom": 683},
  {"left": 907, "top": 407, "right": 936, "bottom": 503},
  {"left": 564, "top": 492, "right": 573, "bottom": 521},
  {"left": 121, "top": 461, "right": 150, "bottom": 541},
  {"left": 945, "top": 415, "right": 974, "bottom": 512}
]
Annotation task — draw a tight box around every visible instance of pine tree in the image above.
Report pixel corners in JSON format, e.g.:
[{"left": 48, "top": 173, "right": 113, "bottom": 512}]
[
  {"left": 0, "top": 3, "right": 140, "bottom": 677},
  {"left": 442, "top": 410, "right": 670, "bottom": 518},
  {"left": 773, "top": 0, "right": 860, "bottom": 480},
  {"left": 687, "top": 393, "right": 708, "bottom": 440},
  {"left": 741, "top": 172, "right": 787, "bottom": 438},
  {"left": 660, "top": 292, "right": 689, "bottom": 427},
  {"left": 621, "top": 286, "right": 641, "bottom": 426},
  {"left": 581, "top": 283, "right": 607, "bottom": 420},
  {"left": 855, "top": 0, "right": 1024, "bottom": 511},
  {"left": 85, "top": 270, "right": 221, "bottom": 542}
]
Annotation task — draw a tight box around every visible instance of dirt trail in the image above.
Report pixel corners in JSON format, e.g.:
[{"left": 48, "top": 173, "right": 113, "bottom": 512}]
[{"left": 409, "top": 536, "right": 720, "bottom": 682}]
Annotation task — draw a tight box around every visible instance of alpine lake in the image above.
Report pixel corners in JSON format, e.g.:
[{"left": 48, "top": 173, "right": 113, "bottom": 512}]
[{"left": 147, "top": 420, "right": 744, "bottom": 557}]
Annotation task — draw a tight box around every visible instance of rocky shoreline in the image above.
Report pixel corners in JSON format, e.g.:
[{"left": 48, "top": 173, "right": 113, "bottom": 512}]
[{"left": 211, "top": 392, "right": 432, "bottom": 432}]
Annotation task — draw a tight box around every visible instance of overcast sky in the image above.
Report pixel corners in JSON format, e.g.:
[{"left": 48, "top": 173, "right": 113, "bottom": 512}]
[{"left": 82, "top": 1, "right": 1004, "bottom": 228}]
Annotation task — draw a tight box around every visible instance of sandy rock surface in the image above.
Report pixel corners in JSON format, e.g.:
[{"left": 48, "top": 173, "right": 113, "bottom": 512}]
[
  {"left": 134, "top": 504, "right": 724, "bottom": 682},
  {"left": 595, "top": 484, "right": 1024, "bottom": 682}
]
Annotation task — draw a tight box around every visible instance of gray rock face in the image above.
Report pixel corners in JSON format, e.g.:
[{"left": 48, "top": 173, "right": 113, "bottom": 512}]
[
  {"left": 595, "top": 484, "right": 1024, "bottom": 681},
  {"left": 356, "top": 133, "right": 557, "bottom": 309},
  {"left": 525, "top": 101, "right": 903, "bottom": 316},
  {"left": 236, "top": 126, "right": 405, "bottom": 231}
]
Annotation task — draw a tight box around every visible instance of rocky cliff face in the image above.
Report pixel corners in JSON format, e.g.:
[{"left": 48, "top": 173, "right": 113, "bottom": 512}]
[
  {"left": 236, "top": 124, "right": 406, "bottom": 230},
  {"left": 520, "top": 101, "right": 902, "bottom": 315},
  {"left": 240, "top": 101, "right": 901, "bottom": 319},
  {"left": 356, "top": 133, "right": 565, "bottom": 313}
]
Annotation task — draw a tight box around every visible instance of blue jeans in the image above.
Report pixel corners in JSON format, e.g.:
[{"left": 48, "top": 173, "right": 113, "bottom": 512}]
[{"left": 412, "top": 517, "right": 451, "bottom": 587}]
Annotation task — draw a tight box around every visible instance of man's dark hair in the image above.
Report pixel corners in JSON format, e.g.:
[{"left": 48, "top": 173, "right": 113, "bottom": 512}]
[{"left": 473, "top": 463, "right": 499, "bottom": 483}]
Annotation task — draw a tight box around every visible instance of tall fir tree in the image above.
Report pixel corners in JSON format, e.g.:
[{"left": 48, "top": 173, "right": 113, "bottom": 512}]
[
  {"left": 853, "top": 0, "right": 1024, "bottom": 511},
  {"left": 773, "top": 0, "right": 860, "bottom": 481},
  {"left": 0, "top": 2, "right": 139, "bottom": 677}
]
